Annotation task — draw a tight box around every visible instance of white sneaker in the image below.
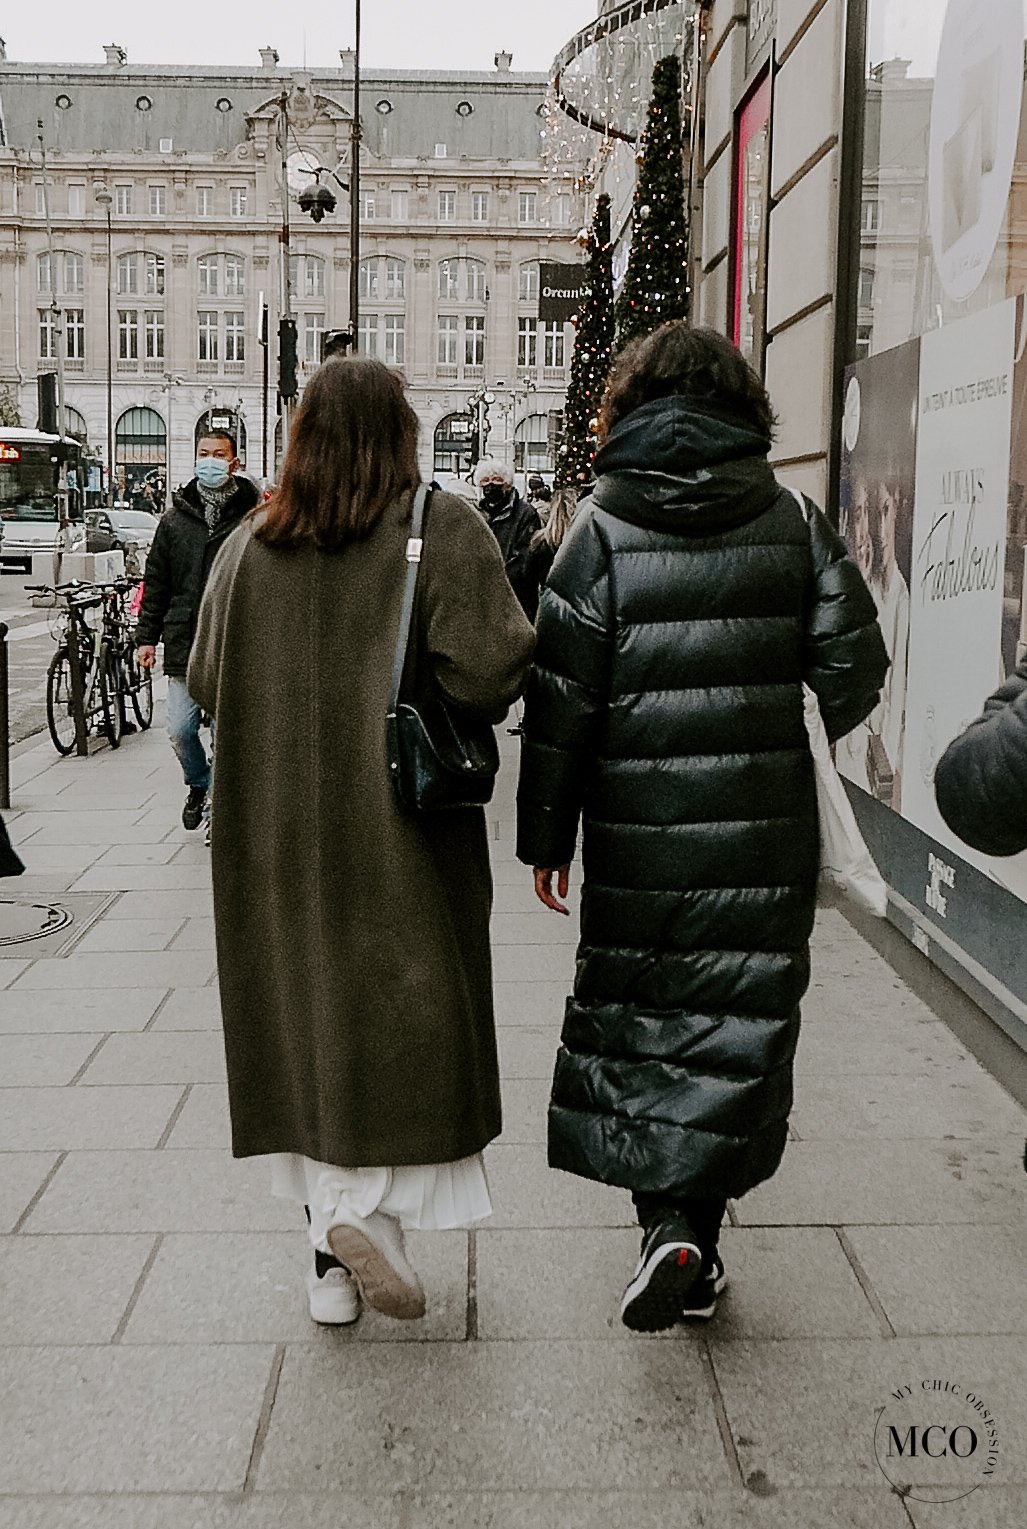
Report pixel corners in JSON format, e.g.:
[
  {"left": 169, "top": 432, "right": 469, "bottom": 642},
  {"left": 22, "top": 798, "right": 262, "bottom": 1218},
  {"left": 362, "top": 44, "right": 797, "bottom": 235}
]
[
  {"left": 307, "top": 1265, "right": 360, "bottom": 1325},
  {"left": 327, "top": 1208, "right": 426, "bottom": 1320}
]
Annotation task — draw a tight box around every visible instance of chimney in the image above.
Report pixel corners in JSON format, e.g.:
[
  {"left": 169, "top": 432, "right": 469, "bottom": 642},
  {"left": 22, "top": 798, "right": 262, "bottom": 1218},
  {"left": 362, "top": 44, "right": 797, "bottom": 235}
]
[
  {"left": 339, "top": 48, "right": 355, "bottom": 78},
  {"left": 494, "top": 50, "right": 513, "bottom": 73},
  {"left": 0, "top": 39, "right": 7, "bottom": 62},
  {"left": 103, "top": 43, "right": 127, "bottom": 68},
  {"left": 259, "top": 46, "right": 279, "bottom": 70}
]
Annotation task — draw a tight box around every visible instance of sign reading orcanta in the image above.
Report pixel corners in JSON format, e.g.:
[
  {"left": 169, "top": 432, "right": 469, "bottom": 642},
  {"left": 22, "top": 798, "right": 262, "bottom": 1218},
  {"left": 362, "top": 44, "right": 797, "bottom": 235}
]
[
  {"left": 538, "top": 262, "right": 589, "bottom": 323},
  {"left": 0, "top": 444, "right": 21, "bottom": 462}
]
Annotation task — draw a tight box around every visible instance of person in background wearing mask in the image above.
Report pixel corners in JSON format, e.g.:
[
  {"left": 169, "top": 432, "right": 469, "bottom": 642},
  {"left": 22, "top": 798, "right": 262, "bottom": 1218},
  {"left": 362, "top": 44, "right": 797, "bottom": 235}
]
[
  {"left": 474, "top": 459, "right": 542, "bottom": 620},
  {"left": 136, "top": 431, "right": 259, "bottom": 836},
  {"left": 526, "top": 474, "right": 553, "bottom": 516}
]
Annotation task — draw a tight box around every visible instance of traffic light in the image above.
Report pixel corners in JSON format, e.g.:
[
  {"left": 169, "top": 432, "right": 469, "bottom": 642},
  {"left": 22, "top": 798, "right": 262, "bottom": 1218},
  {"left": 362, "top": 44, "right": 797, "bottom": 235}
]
[{"left": 278, "top": 317, "right": 298, "bottom": 400}]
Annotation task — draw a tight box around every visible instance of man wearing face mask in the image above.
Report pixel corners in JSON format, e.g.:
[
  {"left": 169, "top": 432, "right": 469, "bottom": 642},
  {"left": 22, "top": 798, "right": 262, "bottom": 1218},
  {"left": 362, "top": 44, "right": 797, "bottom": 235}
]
[
  {"left": 473, "top": 459, "right": 542, "bottom": 621},
  {"left": 136, "top": 431, "right": 260, "bottom": 832}
]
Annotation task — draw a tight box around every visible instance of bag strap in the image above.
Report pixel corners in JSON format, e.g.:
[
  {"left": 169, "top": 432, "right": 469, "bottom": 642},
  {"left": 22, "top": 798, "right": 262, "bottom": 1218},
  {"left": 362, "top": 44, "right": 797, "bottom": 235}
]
[
  {"left": 788, "top": 484, "right": 812, "bottom": 526},
  {"left": 388, "top": 482, "right": 431, "bottom": 715}
]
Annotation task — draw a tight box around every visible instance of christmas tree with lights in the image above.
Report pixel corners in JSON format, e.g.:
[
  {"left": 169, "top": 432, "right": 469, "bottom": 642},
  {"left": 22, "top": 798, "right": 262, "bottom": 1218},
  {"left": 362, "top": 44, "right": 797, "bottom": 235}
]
[
  {"left": 556, "top": 192, "right": 615, "bottom": 488},
  {"left": 615, "top": 54, "right": 690, "bottom": 348}
]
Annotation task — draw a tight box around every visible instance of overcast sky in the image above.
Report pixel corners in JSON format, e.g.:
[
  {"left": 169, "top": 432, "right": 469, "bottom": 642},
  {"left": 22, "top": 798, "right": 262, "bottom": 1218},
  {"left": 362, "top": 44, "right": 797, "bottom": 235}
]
[{"left": 4, "top": 0, "right": 599, "bottom": 72}]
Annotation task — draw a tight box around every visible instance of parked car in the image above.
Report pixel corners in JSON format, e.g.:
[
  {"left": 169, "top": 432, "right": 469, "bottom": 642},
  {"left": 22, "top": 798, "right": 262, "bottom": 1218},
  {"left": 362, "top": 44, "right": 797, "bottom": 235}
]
[{"left": 85, "top": 507, "right": 160, "bottom": 556}]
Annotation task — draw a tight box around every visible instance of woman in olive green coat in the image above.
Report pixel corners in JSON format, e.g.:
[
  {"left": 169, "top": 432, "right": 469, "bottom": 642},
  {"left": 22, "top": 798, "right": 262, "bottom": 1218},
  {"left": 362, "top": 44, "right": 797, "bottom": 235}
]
[{"left": 189, "top": 359, "right": 534, "bottom": 1326}]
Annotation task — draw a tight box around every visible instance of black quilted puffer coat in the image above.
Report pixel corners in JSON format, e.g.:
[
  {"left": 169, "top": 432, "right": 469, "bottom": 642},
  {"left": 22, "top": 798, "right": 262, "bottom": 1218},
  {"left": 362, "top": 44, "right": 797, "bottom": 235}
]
[
  {"left": 934, "top": 658, "right": 1027, "bottom": 858},
  {"left": 516, "top": 396, "right": 889, "bottom": 1200}
]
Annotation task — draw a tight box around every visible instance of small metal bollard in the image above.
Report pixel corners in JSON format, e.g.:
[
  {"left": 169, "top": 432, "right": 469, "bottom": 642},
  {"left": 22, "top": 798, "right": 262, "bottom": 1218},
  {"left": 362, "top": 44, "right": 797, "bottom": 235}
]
[{"left": 0, "top": 622, "right": 9, "bottom": 809}]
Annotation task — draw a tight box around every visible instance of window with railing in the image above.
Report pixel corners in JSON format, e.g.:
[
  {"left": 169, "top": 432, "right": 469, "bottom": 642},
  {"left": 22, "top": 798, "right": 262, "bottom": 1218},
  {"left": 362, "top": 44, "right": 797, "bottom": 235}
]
[
  {"left": 224, "top": 312, "right": 246, "bottom": 363},
  {"left": 517, "top": 316, "right": 538, "bottom": 368},
  {"left": 38, "top": 309, "right": 55, "bottom": 359},
  {"left": 144, "top": 310, "right": 164, "bottom": 360},
  {"left": 464, "top": 315, "right": 485, "bottom": 367},
  {"left": 66, "top": 309, "right": 85, "bottom": 360},
  {"left": 118, "top": 310, "right": 140, "bottom": 361},
  {"left": 542, "top": 321, "right": 566, "bottom": 368},
  {"left": 303, "top": 313, "right": 325, "bottom": 365},
  {"left": 197, "top": 310, "right": 218, "bottom": 362},
  {"left": 437, "top": 316, "right": 458, "bottom": 366},
  {"left": 384, "top": 314, "right": 405, "bottom": 365},
  {"left": 358, "top": 314, "right": 379, "bottom": 356}
]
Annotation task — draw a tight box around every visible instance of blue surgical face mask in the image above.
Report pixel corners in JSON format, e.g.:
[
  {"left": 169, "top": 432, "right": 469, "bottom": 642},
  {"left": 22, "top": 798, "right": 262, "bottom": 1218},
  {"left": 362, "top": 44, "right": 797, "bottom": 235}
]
[{"left": 195, "top": 457, "right": 230, "bottom": 490}]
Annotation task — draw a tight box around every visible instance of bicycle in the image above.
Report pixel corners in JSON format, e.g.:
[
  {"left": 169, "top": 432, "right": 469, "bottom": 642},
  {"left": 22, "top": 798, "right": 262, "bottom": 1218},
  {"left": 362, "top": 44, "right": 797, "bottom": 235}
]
[
  {"left": 27, "top": 581, "right": 123, "bottom": 754},
  {"left": 97, "top": 577, "right": 154, "bottom": 733}
]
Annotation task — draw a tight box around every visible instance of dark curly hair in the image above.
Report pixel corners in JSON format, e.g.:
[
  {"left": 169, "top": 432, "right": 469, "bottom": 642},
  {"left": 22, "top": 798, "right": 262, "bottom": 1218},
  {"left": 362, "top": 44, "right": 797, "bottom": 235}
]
[{"left": 598, "top": 323, "right": 778, "bottom": 443}]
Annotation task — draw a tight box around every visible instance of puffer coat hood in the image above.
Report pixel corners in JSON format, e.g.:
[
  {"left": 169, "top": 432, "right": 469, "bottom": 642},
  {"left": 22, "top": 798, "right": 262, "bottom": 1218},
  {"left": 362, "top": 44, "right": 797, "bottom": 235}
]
[
  {"left": 591, "top": 395, "right": 780, "bottom": 533},
  {"left": 517, "top": 396, "right": 889, "bottom": 1201},
  {"left": 935, "top": 657, "right": 1027, "bottom": 858}
]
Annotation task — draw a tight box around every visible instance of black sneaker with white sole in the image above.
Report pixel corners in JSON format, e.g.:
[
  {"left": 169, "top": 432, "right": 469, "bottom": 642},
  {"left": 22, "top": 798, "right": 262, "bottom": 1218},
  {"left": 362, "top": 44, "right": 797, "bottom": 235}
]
[
  {"left": 620, "top": 1215, "right": 702, "bottom": 1332},
  {"left": 678, "top": 1255, "right": 727, "bottom": 1321},
  {"left": 182, "top": 787, "right": 207, "bottom": 831}
]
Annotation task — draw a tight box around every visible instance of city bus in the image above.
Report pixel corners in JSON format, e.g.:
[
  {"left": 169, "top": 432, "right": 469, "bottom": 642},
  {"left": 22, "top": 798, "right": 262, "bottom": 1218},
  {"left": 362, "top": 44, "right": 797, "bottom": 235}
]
[{"left": 0, "top": 427, "right": 87, "bottom": 571}]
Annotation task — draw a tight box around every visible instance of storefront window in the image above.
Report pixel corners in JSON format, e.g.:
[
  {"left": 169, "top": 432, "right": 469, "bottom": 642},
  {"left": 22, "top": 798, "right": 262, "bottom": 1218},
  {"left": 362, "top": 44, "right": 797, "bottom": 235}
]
[
  {"left": 733, "top": 72, "right": 771, "bottom": 370},
  {"left": 839, "top": 0, "right": 1027, "bottom": 1017}
]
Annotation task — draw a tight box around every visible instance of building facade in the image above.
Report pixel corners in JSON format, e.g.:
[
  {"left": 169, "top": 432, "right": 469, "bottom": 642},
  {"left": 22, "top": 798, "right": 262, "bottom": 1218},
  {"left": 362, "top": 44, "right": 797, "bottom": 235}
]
[{"left": 0, "top": 43, "right": 584, "bottom": 490}]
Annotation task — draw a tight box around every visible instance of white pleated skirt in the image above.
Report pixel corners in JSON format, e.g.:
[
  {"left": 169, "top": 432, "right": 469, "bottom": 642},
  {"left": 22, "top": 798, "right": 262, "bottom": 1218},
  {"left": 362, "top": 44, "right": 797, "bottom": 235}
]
[{"left": 268, "top": 1151, "right": 493, "bottom": 1254}]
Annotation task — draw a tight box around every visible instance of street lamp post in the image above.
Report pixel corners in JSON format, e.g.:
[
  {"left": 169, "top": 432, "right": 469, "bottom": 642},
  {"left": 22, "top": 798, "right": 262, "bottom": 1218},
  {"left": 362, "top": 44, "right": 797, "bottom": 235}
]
[
  {"left": 93, "top": 184, "right": 114, "bottom": 507},
  {"left": 349, "top": 0, "right": 362, "bottom": 351}
]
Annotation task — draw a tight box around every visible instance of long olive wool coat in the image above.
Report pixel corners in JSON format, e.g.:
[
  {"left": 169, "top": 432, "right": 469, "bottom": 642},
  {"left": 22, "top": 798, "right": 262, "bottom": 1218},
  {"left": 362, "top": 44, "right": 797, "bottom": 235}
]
[{"left": 188, "top": 489, "right": 535, "bottom": 1167}]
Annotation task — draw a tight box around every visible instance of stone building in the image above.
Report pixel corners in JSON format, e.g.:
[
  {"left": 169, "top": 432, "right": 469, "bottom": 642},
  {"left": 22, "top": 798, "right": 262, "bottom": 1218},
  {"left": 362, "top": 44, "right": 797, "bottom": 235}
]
[{"left": 0, "top": 42, "right": 584, "bottom": 490}]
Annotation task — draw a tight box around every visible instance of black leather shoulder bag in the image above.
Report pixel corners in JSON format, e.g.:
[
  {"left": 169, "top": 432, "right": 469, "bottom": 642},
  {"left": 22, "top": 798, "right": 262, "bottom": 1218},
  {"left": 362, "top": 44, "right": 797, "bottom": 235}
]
[{"left": 386, "top": 483, "right": 500, "bottom": 811}]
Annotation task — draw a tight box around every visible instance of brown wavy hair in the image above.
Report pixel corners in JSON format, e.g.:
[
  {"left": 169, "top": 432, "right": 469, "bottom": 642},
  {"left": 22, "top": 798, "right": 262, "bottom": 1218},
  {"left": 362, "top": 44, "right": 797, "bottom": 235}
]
[
  {"left": 255, "top": 357, "right": 420, "bottom": 550},
  {"left": 598, "top": 323, "right": 778, "bottom": 444}
]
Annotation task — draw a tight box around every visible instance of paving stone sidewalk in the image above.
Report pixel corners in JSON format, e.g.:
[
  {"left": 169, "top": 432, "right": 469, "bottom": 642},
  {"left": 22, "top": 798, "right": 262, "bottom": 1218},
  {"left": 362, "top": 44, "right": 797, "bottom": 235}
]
[{"left": 1, "top": 714, "right": 1026, "bottom": 1529}]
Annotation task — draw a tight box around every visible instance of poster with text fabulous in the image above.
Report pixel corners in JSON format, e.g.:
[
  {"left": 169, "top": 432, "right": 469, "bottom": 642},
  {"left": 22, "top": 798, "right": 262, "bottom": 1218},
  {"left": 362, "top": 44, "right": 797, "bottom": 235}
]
[{"left": 838, "top": 297, "right": 1027, "bottom": 904}]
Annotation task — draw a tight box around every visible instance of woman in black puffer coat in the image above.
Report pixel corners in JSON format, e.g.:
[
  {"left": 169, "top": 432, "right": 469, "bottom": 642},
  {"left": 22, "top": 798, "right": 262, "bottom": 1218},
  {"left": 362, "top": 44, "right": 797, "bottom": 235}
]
[{"left": 516, "top": 325, "right": 889, "bottom": 1331}]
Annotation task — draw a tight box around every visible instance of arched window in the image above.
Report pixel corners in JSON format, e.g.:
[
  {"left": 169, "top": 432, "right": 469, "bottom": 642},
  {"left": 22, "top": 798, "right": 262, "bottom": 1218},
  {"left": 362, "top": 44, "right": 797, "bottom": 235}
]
[
  {"left": 358, "top": 257, "right": 380, "bottom": 301},
  {"left": 290, "top": 254, "right": 325, "bottom": 299},
  {"left": 359, "top": 256, "right": 405, "bottom": 302},
  {"left": 438, "top": 257, "right": 487, "bottom": 302},
  {"left": 515, "top": 412, "right": 552, "bottom": 474},
  {"left": 62, "top": 404, "right": 88, "bottom": 441},
  {"left": 197, "top": 254, "right": 219, "bottom": 297},
  {"left": 224, "top": 254, "right": 245, "bottom": 297},
  {"left": 115, "top": 406, "right": 166, "bottom": 495},
  {"left": 518, "top": 261, "right": 539, "bottom": 303},
  {"left": 38, "top": 250, "right": 85, "bottom": 295},
  {"left": 433, "top": 411, "right": 475, "bottom": 474}
]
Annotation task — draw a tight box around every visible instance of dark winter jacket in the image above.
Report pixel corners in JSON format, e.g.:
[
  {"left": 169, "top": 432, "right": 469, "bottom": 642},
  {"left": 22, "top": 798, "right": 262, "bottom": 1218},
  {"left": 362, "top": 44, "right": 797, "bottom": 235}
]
[
  {"left": 516, "top": 396, "right": 889, "bottom": 1201},
  {"left": 934, "top": 658, "right": 1027, "bottom": 858},
  {"left": 0, "top": 814, "right": 24, "bottom": 878},
  {"left": 135, "top": 475, "right": 260, "bottom": 676},
  {"left": 479, "top": 489, "right": 542, "bottom": 620}
]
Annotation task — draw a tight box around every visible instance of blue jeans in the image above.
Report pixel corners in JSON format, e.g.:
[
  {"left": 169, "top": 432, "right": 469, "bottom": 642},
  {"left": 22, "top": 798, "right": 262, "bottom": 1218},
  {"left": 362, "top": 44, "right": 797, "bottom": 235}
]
[{"left": 166, "top": 676, "right": 213, "bottom": 794}]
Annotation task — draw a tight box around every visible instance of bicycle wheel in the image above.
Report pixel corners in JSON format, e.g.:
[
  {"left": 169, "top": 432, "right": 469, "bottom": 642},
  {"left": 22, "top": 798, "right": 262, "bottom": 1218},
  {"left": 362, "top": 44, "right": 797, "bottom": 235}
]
[
  {"left": 126, "top": 645, "right": 154, "bottom": 729},
  {"left": 99, "top": 641, "right": 123, "bottom": 749},
  {"left": 45, "top": 649, "right": 78, "bottom": 756}
]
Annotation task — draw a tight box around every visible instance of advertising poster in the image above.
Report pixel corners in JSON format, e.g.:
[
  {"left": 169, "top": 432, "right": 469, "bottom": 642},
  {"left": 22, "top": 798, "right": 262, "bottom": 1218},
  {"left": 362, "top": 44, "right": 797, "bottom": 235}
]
[
  {"left": 838, "top": 302, "right": 1027, "bottom": 1010},
  {"left": 837, "top": 338, "right": 918, "bottom": 806},
  {"left": 904, "top": 300, "right": 1027, "bottom": 906}
]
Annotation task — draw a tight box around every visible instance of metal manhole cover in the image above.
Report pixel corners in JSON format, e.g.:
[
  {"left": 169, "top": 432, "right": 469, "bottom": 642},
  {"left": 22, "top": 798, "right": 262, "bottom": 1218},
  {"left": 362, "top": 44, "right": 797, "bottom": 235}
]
[{"left": 0, "top": 899, "right": 73, "bottom": 947}]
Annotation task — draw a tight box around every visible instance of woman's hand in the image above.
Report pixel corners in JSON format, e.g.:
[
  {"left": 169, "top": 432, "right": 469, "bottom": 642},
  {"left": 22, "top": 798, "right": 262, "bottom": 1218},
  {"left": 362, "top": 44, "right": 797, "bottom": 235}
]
[{"left": 534, "top": 864, "right": 571, "bottom": 916}]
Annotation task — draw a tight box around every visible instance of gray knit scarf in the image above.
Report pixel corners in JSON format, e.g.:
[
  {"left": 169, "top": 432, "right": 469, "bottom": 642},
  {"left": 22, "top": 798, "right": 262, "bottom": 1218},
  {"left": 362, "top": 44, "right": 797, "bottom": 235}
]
[{"left": 197, "top": 475, "right": 236, "bottom": 534}]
